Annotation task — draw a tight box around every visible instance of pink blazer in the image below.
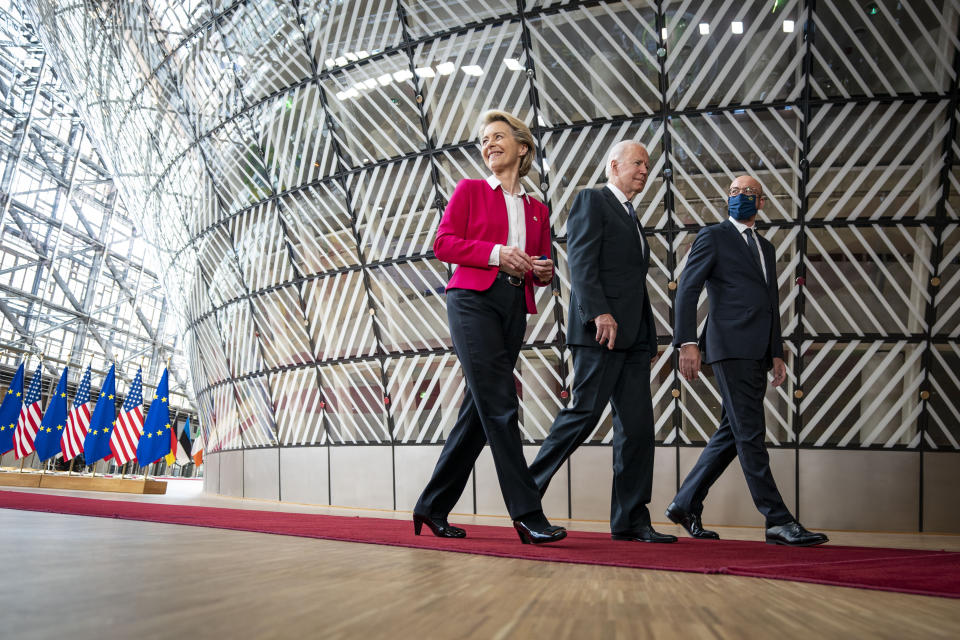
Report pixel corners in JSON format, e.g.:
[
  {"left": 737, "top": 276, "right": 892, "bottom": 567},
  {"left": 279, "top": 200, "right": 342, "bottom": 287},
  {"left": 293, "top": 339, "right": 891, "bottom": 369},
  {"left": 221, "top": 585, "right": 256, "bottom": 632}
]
[{"left": 434, "top": 179, "right": 552, "bottom": 314}]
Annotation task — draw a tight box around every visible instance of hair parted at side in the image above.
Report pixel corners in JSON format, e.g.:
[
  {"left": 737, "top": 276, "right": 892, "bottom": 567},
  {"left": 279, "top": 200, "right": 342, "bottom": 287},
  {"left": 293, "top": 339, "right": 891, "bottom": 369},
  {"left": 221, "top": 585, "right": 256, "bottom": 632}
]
[{"left": 479, "top": 110, "right": 536, "bottom": 177}]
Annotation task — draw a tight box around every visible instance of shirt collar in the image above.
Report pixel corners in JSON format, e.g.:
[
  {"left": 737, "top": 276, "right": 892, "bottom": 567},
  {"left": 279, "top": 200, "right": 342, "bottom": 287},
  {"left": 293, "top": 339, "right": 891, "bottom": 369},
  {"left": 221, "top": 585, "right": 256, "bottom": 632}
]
[
  {"left": 728, "top": 217, "right": 755, "bottom": 234},
  {"left": 486, "top": 174, "right": 525, "bottom": 197},
  {"left": 605, "top": 182, "right": 630, "bottom": 207}
]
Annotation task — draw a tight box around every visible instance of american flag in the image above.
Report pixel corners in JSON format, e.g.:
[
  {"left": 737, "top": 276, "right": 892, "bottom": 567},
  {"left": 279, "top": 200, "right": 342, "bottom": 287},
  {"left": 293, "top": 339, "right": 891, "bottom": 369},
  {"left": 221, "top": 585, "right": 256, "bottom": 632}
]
[
  {"left": 61, "top": 365, "right": 92, "bottom": 461},
  {"left": 109, "top": 367, "right": 144, "bottom": 465},
  {"left": 13, "top": 365, "right": 43, "bottom": 459}
]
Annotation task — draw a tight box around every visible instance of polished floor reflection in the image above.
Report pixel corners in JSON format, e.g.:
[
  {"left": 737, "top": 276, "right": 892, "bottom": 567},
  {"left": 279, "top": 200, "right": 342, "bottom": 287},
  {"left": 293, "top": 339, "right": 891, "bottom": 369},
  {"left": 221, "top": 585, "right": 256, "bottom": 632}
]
[{"left": 0, "top": 480, "right": 957, "bottom": 639}]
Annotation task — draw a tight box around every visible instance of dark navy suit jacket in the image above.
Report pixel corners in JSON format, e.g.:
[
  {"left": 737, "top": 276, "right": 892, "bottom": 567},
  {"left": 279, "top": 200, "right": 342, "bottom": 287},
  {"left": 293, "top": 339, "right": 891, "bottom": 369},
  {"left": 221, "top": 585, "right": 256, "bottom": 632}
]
[
  {"left": 566, "top": 186, "right": 657, "bottom": 353},
  {"left": 672, "top": 219, "right": 784, "bottom": 368}
]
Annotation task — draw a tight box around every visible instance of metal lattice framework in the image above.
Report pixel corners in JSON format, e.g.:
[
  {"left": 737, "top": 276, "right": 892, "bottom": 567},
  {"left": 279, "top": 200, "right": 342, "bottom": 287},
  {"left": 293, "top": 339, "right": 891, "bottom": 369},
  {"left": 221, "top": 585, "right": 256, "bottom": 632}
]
[
  {"left": 20, "top": 0, "right": 960, "bottom": 459},
  {"left": 0, "top": 2, "right": 194, "bottom": 443}
]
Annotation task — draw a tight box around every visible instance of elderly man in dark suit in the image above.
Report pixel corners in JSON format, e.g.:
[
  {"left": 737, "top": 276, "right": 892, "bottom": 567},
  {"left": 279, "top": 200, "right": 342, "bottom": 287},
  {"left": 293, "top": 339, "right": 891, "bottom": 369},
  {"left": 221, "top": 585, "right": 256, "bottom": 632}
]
[
  {"left": 666, "top": 175, "right": 828, "bottom": 547},
  {"left": 529, "top": 141, "right": 676, "bottom": 543}
]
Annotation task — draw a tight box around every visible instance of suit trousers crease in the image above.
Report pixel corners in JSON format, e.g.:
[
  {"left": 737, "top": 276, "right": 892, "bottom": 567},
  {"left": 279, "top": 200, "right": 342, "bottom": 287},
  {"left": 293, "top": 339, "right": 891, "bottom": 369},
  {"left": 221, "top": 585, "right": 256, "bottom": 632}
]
[
  {"left": 414, "top": 283, "right": 542, "bottom": 521},
  {"left": 529, "top": 345, "right": 655, "bottom": 533},
  {"left": 674, "top": 358, "right": 792, "bottom": 526}
]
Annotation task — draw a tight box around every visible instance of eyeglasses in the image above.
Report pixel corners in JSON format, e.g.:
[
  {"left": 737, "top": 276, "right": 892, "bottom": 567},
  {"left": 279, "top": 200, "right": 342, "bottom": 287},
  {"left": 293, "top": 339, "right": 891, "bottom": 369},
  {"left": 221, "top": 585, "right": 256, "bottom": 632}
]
[{"left": 728, "top": 186, "right": 762, "bottom": 197}]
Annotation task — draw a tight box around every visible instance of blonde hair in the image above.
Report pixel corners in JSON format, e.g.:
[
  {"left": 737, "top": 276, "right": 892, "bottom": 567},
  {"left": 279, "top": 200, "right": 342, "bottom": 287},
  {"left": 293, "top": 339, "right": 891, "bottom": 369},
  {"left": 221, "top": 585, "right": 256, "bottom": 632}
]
[{"left": 478, "top": 110, "right": 536, "bottom": 177}]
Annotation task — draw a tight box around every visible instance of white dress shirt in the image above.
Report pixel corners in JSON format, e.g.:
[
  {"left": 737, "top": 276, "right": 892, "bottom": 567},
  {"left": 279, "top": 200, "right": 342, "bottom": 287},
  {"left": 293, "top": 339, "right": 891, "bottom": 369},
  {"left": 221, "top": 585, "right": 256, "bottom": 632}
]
[
  {"left": 728, "top": 216, "right": 768, "bottom": 283},
  {"left": 486, "top": 174, "right": 527, "bottom": 266},
  {"left": 605, "top": 182, "right": 646, "bottom": 254}
]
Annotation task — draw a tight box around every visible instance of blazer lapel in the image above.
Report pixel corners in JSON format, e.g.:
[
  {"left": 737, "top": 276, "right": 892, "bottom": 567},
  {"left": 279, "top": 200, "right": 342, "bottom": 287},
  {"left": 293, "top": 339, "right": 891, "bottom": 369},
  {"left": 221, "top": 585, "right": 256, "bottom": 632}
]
[
  {"left": 720, "top": 220, "right": 765, "bottom": 284},
  {"left": 601, "top": 187, "right": 645, "bottom": 255},
  {"left": 522, "top": 195, "right": 540, "bottom": 255}
]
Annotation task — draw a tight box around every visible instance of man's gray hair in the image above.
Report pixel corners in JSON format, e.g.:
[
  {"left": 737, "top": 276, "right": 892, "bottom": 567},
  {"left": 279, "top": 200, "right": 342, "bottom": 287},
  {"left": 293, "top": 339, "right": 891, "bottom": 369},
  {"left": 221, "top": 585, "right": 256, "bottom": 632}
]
[{"left": 604, "top": 140, "right": 644, "bottom": 180}]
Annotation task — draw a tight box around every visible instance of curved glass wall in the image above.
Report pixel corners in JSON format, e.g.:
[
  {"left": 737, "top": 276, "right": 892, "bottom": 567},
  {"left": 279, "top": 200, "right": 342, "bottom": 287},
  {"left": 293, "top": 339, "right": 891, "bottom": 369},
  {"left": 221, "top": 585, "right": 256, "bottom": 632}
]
[{"left": 20, "top": 1, "right": 960, "bottom": 512}]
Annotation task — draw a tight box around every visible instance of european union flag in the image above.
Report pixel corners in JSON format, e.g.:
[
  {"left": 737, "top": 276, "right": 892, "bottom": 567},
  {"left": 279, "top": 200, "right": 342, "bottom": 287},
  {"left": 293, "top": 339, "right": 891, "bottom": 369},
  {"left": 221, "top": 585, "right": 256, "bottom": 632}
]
[
  {"left": 83, "top": 364, "right": 117, "bottom": 464},
  {"left": 34, "top": 366, "right": 69, "bottom": 461},
  {"left": 0, "top": 362, "right": 25, "bottom": 454},
  {"left": 136, "top": 368, "right": 170, "bottom": 466}
]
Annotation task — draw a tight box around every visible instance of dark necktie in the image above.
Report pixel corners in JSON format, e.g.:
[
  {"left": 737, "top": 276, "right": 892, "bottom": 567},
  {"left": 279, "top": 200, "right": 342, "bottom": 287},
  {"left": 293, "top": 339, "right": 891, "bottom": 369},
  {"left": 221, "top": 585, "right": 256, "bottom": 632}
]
[
  {"left": 625, "top": 200, "right": 648, "bottom": 260},
  {"left": 744, "top": 227, "right": 764, "bottom": 278}
]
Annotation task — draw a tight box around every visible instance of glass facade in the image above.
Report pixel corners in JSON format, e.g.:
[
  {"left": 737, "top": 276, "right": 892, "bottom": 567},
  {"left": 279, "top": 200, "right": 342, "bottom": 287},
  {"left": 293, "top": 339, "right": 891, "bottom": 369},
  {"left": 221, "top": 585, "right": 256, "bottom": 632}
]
[
  {"left": 17, "top": 0, "right": 959, "bottom": 472},
  {"left": 0, "top": 2, "right": 194, "bottom": 465}
]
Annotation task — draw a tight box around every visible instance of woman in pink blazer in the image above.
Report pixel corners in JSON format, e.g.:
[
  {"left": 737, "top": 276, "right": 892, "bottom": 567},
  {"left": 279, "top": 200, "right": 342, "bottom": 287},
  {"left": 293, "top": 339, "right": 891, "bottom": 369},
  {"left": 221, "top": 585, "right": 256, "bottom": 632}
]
[{"left": 413, "top": 111, "right": 566, "bottom": 545}]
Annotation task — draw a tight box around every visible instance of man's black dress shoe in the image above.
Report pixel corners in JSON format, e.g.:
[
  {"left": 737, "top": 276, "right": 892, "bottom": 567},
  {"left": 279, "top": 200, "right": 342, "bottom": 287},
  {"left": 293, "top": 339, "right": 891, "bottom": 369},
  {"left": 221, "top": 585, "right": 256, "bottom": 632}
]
[
  {"left": 765, "top": 521, "right": 828, "bottom": 547},
  {"left": 611, "top": 525, "right": 677, "bottom": 543},
  {"left": 413, "top": 513, "right": 466, "bottom": 538},
  {"left": 665, "top": 502, "right": 719, "bottom": 540},
  {"left": 513, "top": 521, "right": 567, "bottom": 544}
]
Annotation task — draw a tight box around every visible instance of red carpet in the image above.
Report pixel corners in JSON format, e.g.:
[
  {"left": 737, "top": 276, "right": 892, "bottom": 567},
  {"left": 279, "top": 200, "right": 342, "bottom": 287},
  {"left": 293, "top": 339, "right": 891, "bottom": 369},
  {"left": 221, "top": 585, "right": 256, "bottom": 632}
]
[{"left": 2, "top": 489, "right": 958, "bottom": 599}]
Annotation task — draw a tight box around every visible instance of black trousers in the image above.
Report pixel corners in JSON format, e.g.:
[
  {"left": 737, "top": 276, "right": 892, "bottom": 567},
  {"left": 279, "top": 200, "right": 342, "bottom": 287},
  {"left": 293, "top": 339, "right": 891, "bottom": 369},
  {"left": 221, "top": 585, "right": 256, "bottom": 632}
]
[
  {"left": 529, "top": 345, "right": 655, "bottom": 534},
  {"left": 673, "top": 358, "right": 793, "bottom": 526},
  {"left": 414, "top": 281, "right": 542, "bottom": 520}
]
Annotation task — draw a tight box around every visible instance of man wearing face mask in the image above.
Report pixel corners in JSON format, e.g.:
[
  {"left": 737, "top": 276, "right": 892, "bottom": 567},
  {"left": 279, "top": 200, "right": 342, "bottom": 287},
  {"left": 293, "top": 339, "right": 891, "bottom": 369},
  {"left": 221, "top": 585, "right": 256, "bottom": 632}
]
[{"left": 666, "top": 176, "right": 828, "bottom": 547}]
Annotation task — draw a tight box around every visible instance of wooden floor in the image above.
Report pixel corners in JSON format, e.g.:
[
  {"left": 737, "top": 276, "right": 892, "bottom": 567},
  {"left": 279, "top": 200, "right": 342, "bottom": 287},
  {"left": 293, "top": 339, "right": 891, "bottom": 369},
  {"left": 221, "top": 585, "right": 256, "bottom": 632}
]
[{"left": 1, "top": 481, "right": 958, "bottom": 639}]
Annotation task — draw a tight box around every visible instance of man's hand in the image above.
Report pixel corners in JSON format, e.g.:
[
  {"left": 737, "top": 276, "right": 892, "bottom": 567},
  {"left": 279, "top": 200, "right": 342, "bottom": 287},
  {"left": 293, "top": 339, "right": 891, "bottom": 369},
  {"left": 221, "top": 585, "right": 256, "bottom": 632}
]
[
  {"left": 499, "top": 246, "right": 534, "bottom": 277},
  {"left": 771, "top": 357, "right": 787, "bottom": 387},
  {"left": 532, "top": 257, "right": 553, "bottom": 283},
  {"left": 594, "top": 313, "right": 617, "bottom": 350},
  {"left": 679, "top": 344, "right": 701, "bottom": 381}
]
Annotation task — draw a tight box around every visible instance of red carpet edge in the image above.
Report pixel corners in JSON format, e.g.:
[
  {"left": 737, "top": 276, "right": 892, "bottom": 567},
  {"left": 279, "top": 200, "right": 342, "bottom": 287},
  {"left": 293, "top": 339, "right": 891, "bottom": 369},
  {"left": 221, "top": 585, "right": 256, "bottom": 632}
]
[{"left": 2, "top": 489, "right": 958, "bottom": 599}]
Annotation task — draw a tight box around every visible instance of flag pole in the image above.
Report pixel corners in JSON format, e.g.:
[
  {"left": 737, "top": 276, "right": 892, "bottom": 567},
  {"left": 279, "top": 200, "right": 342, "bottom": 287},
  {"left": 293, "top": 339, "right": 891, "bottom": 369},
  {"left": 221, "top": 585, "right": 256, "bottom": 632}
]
[{"left": 67, "top": 458, "right": 74, "bottom": 476}]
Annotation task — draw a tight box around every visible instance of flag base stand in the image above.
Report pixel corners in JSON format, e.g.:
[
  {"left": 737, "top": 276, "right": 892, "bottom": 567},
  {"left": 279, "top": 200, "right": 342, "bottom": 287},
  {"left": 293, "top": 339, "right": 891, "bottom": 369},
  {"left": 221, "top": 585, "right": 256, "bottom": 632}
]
[
  {"left": 0, "top": 471, "right": 166, "bottom": 494},
  {"left": 0, "top": 472, "right": 41, "bottom": 487}
]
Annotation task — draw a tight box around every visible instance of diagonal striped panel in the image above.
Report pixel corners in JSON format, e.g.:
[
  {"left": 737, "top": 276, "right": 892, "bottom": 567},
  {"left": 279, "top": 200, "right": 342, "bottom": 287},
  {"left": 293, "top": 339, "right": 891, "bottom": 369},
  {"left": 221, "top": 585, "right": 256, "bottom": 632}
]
[
  {"left": 806, "top": 101, "right": 947, "bottom": 221},
  {"left": 527, "top": 1, "right": 660, "bottom": 125},
  {"left": 256, "top": 84, "right": 337, "bottom": 189},
  {"left": 271, "top": 366, "right": 326, "bottom": 446},
  {"left": 515, "top": 347, "right": 565, "bottom": 442},
  {"left": 664, "top": 0, "right": 806, "bottom": 110},
  {"left": 168, "top": 147, "right": 222, "bottom": 236},
  {"left": 218, "top": 302, "right": 263, "bottom": 378},
  {"left": 230, "top": 203, "right": 296, "bottom": 292},
  {"left": 171, "top": 25, "right": 244, "bottom": 138},
  {"left": 933, "top": 224, "right": 959, "bottom": 338},
  {"left": 303, "top": 271, "right": 378, "bottom": 361},
  {"left": 926, "top": 342, "right": 960, "bottom": 451},
  {"left": 304, "top": 0, "right": 402, "bottom": 73},
  {"left": 365, "top": 259, "right": 450, "bottom": 353},
  {"left": 402, "top": 0, "right": 517, "bottom": 38},
  {"left": 318, "top": 360, "right": 389, "bottom": 444},
  {"left": 321, "top": 52, "right": 425, "bottom": 167},
  {"left": 811, "top": 2, "right": 957, "bottom": 99},
  {"left": 799, "top": 340, "right": 924, "bottom": 448},
  {"left": 217, "top": 1, "right": 314, "bottom": 105},
  {"left": 385, "top": 353, "right": 465, "bottom": 444},
  {"left": 348, "top": 156, "right": 440, "bottom": 263},
  {"left": 803, "top": 225, "right": 934, "bottom": 336},
  {"left": 279, "top": 183, "right": 360, "bottom": 276},
  {"left": 195, "top": 389, "right": 220, "bottom": 453},
  {"left": 200, "top": 118, "right": 275, "bottom": 214},
  {"left": 540, "top": 120, "right": 666, "bottom": 236},
  {"left": 193, "top": 225, "right": 246, "bottom": 309},
  {"left": 415, "top": 21, "right": 531, "bottom": 147},
  {"left": 192, "top": 316, "right": 231, "bottom": 386},
  {"left": 235, "top": 375, "right": 278, "bottom": 448},
  {"left": 211, "top": 382, "right": 241, "bottom": 451},
  {"left": 249, "top": 284, "right": 315, "bottom": 369},
  {"left": 671, "top": 108, "right": 801, "bottom": 225}
]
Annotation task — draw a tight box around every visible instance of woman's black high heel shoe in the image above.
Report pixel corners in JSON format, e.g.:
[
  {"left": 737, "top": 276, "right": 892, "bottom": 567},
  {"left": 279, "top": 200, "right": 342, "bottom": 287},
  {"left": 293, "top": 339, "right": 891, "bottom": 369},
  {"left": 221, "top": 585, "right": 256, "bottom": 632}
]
[
  {"left": 513, "top": 521, "right": 567, "bottom": 544},
  {"left": 413, "top": 513, "right": 467, "bottom": 538}
]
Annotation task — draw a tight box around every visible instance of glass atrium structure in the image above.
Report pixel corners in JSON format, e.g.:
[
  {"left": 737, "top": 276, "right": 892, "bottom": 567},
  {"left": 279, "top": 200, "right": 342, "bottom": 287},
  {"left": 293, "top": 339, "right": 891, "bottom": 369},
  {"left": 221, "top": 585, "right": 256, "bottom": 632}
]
[
  {"left": 0, "top": 1, "right": 194, "bottom": 470},
  {"left": 9, "top": 0, "right": 959, "bottom": 528}
]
